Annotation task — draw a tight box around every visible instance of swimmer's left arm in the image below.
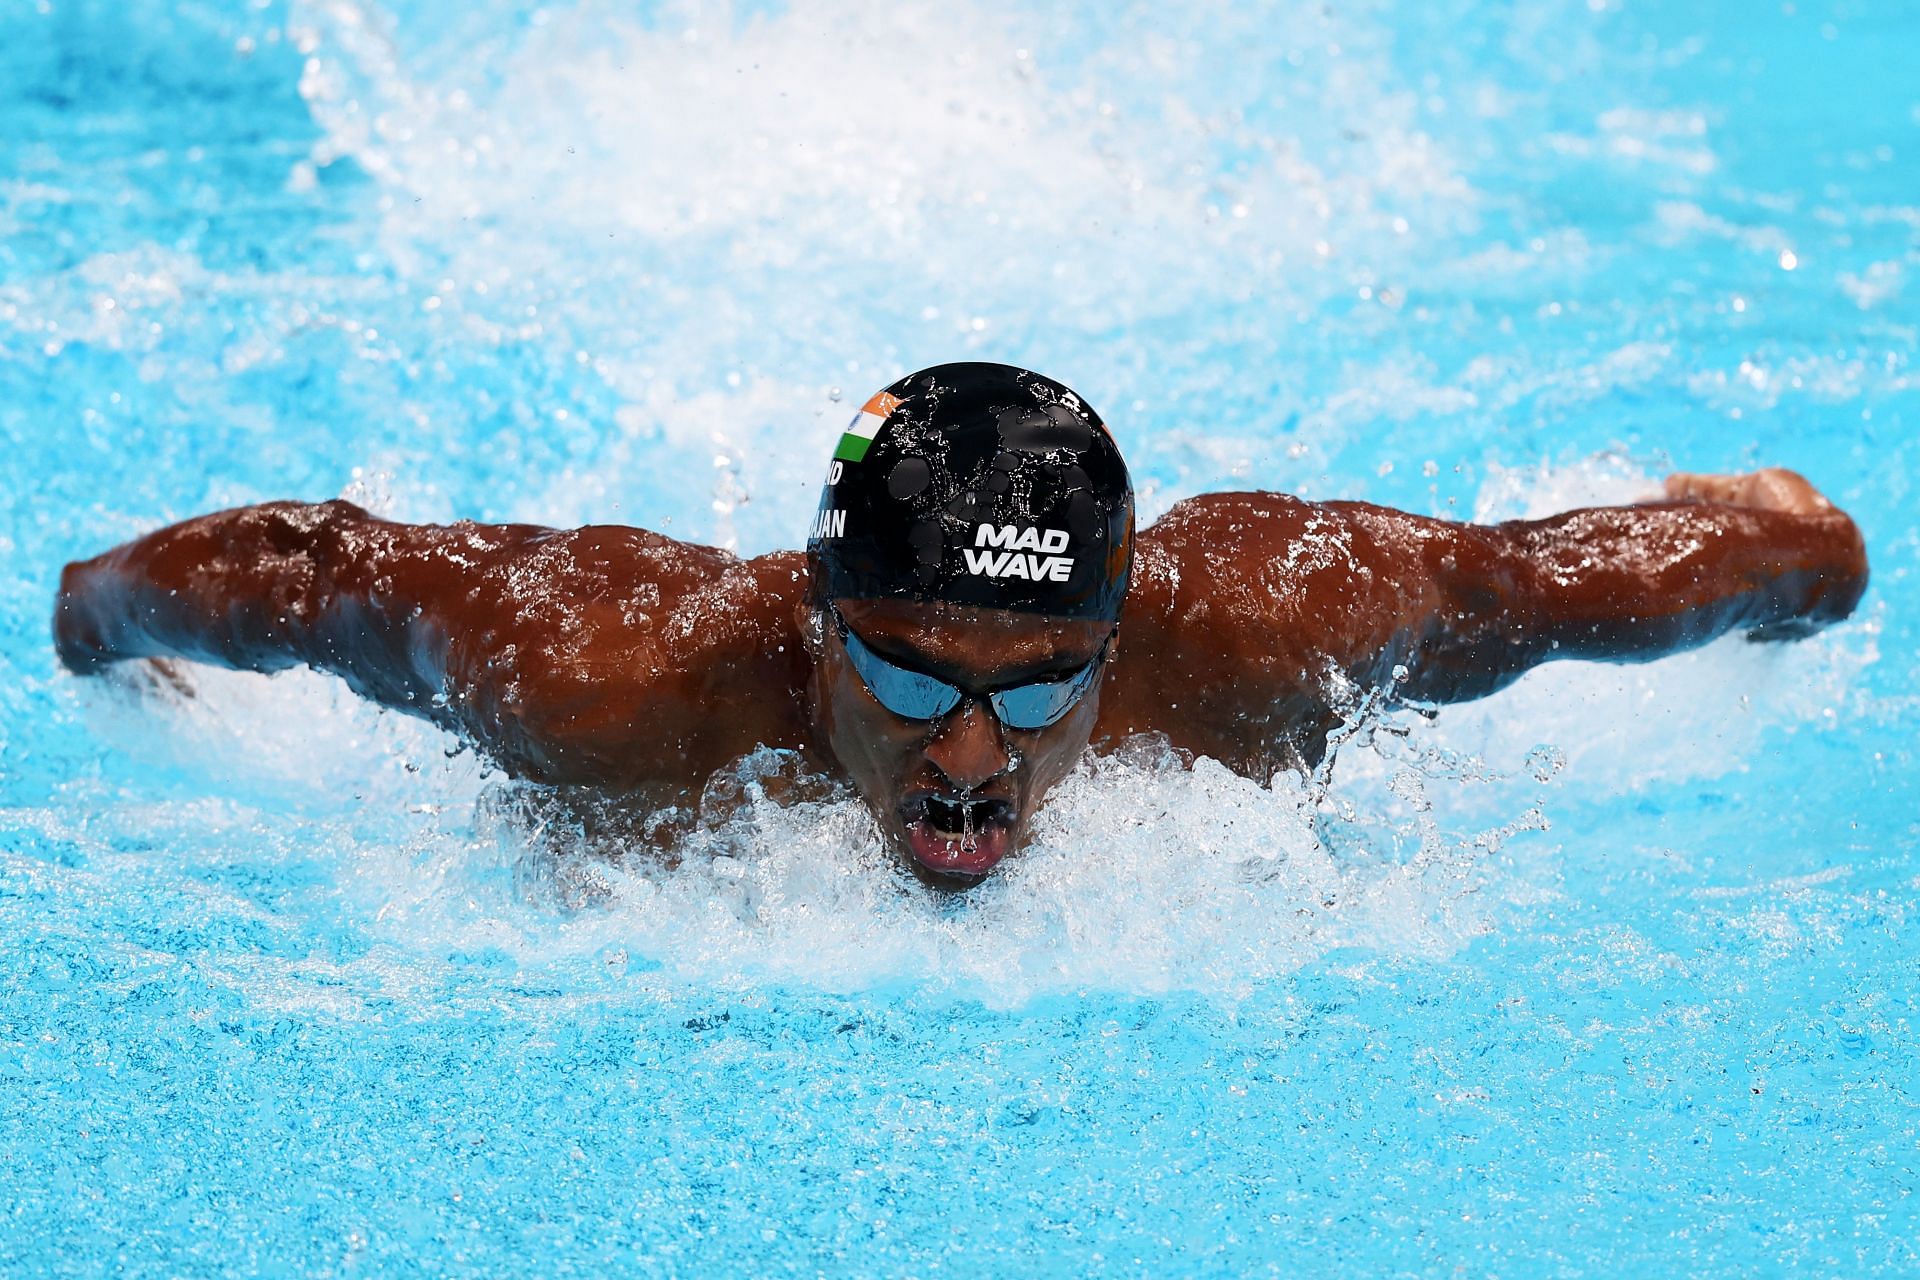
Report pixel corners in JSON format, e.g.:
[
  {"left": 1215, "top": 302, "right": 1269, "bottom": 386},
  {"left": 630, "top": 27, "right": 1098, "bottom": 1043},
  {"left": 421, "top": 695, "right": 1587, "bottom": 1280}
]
[{"left": 1374, "top": 467, "right": 1869, "bottom": 704}]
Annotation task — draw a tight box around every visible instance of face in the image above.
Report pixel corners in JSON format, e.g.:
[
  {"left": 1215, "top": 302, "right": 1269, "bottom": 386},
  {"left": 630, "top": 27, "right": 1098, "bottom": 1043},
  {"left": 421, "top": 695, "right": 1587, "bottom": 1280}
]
[{"left": 800, "top": 597, "right": 1114, "bottom": 887}]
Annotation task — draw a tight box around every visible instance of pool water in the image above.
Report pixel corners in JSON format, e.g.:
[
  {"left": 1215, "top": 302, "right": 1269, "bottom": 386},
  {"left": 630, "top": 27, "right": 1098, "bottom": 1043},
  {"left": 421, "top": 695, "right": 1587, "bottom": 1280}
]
[{"left": 3, "top": 0, "right": 1915, "bottom": 1273}]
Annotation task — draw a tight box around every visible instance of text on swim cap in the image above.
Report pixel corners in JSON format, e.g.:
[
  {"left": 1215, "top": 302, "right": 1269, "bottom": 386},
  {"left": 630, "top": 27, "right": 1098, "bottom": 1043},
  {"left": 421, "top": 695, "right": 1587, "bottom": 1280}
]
[
  {"left": 963, "top": 524, "right": 1073, "bottom": 583},
  {"left": 810, "top": 508, "right": 847, "bottom": 540}
]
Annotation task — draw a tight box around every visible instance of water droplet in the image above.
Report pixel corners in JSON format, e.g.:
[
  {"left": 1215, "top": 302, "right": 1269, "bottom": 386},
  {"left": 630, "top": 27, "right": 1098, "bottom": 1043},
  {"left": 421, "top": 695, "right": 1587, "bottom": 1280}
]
[{"left": 1524, "top": 744, "right": 1566, "bottom": 783}]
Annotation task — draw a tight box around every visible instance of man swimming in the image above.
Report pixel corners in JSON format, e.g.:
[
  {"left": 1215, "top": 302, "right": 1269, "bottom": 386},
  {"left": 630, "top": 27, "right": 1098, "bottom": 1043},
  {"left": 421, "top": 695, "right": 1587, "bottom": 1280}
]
[{"left": 54, "top": 362, "right": 1868, "bottom": 884}]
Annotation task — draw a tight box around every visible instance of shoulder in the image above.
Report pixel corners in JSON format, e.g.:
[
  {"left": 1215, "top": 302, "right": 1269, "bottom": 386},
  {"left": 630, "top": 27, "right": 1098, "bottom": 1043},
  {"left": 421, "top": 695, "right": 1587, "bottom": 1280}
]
[
  {"left": 441, "top": 537, "right": 809, "bottom": 790},
  {"left": 1119, "top": 491, "right": 1451, "bottom": 689},
  {"left": 1142, "top": 490, "right": 1319, "bottom": 541},
  {"left": 1140, "top": 491, "right": 1383, "bottom": 568},
  {"left": 1135, "top": 491, "right": 1395, "bottom": 609},
  {"left": 1100, "top": 492, "right": 1385, "bottom": 769},
  {"left": 472, "top": 522, "right": 736, "bottom": 591},
  {"left": 408, "top": 522, "right": 739, "bottom": 632},
  {"left": 447, "top": 523, "right": 756, "bottom": 661}
]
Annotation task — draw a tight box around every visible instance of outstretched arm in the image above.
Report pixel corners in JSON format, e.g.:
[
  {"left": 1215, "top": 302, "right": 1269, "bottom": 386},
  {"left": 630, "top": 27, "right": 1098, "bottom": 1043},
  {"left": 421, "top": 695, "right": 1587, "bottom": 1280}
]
[
  {"left": 1384, "top": 467, "right": 1867, "bottom": 703},
  {"left": 57, "top": 500, "right": 449, "bottom": 701},
  {"left": 1104, "top": 469, "right": 1867, "bottom": 774},
  {"left": 54, "top": 501, "right": 812, "bottom": 790}
]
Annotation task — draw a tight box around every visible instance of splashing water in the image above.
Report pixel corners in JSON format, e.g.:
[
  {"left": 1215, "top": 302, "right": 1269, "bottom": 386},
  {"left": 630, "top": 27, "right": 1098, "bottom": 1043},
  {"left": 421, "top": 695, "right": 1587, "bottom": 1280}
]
[{"left": 2, "top": 0, "right": 1915, "bottom": 1274}]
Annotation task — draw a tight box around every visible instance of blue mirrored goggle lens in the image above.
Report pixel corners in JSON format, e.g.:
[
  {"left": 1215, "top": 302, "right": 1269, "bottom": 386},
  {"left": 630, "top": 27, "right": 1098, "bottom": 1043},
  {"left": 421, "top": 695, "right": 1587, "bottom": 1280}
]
[
  {"left": 840, "top": 625, "right": 964, "bottom": 721},
  {"left": 836, "top": 613, "right": 1107, "bottom": 730},
  {"left": 988, "top": 658, "right": 1100, "bottom": 730}
]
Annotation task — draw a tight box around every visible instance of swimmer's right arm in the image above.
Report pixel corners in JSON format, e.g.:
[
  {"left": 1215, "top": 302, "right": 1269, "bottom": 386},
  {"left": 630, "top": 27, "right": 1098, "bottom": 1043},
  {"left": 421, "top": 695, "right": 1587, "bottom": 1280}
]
[
  {"left": 54, "top": 501, "right": 813, "bottom": 789},
  {"left": 56, "top": 501, "right": 442, "bottom": 700}
]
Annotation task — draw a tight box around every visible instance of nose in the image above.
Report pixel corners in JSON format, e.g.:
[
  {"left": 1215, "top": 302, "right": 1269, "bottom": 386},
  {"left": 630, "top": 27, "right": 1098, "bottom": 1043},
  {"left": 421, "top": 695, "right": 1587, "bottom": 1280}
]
[{"left": 924, "top": 699, "right": 1013, "bottom": 792}]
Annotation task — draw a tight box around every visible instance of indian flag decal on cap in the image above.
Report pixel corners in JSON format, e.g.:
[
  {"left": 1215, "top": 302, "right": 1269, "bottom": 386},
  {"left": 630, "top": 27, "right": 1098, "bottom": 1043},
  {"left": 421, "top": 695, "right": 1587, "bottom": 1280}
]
[{"left": 833, "top": 390, "right": 902, "bottom": 463}]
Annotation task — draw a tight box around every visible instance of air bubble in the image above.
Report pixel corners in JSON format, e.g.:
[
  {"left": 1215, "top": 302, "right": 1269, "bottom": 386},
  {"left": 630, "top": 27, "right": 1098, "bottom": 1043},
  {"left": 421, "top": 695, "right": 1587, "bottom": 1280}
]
[{"left": 1524, "top": 745, "right": 1566, "bottom": 783}]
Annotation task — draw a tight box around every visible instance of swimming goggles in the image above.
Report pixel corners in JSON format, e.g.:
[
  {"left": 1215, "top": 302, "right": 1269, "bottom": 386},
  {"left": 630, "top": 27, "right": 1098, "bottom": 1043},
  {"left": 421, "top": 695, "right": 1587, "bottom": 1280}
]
[{"left": 832, "top": 607, "right": 1112, "bottom": 730}]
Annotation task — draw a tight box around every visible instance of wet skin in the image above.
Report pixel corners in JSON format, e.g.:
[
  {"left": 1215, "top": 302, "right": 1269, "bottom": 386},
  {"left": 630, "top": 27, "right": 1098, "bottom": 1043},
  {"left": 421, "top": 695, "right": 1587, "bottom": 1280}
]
[{"left": 54, "top": 469, "right": 1869, "bottom": 881}]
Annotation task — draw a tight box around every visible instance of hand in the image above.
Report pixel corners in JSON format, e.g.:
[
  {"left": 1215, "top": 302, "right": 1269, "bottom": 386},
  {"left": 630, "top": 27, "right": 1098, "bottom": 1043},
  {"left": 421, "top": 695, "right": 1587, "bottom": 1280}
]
[
  {"left": 104, "top": 657, "right": 199, "bottom": 701},
  {"left": 1662, "top": 467, "right": 1836, "bottom": 517}
]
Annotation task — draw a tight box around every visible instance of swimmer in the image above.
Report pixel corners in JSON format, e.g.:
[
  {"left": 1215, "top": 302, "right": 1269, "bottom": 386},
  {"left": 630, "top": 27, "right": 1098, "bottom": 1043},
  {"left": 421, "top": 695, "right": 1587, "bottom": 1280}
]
[{"left": 53, "top": 363, "right": 1868, "bottom": 884}]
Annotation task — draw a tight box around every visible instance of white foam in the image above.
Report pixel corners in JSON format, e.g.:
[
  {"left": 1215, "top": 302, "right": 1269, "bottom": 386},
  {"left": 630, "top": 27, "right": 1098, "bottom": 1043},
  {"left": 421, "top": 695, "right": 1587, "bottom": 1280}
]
[
  {"left": 289, "top": 0, "right": 1469, "bottom": 300},
  {"left": 321, "top": 734, "right": 1531, "bottom": 1010},
  {"left": 519, "top": 375, "right": 848, "bottom": 553}
]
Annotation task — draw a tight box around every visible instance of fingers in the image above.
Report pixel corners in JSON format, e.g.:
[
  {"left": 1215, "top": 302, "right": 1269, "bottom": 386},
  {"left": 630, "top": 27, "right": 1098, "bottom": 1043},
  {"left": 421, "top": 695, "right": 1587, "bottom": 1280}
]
[
  {"left": 147, "top": 657, "right": 199, "bottom": 699},
  {"left": 1662, "top": 471, "right": 1737, "bottom": 504},
  {"left": 103, "top": 657, "right": 199, "bottom": 702},
  {"left": 1749, "top": 467, "right": 1833, "bottom": 515},
  {"left": 1661, "top": 467, "right": 1835, "bottom": 515}
]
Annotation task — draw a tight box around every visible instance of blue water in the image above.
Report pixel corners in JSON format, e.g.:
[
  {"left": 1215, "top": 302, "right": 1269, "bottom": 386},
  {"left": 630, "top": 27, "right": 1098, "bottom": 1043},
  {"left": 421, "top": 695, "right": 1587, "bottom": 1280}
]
[{"left": 3, "top": 0, "right": 1916, "bottom": 1274}]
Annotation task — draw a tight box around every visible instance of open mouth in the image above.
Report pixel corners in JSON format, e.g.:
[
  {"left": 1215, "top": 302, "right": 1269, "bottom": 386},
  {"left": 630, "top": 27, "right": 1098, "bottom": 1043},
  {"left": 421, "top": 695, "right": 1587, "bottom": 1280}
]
[{"left": 899, "top": 792, "right": 1017, "bottom": 879}]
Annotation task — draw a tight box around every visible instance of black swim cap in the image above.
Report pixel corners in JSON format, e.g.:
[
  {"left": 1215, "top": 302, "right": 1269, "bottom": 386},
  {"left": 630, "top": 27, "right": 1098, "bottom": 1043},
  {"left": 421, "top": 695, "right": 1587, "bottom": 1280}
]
[{"left": 806, "top": 362, "right": 1133, "bottom": 621}]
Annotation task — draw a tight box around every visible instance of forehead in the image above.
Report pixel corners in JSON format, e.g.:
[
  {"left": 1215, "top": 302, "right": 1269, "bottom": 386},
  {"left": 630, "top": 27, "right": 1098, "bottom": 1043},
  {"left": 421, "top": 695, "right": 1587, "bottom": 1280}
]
[{"left": 835, "top": 598, "right": 1109, "bottom": 682}]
